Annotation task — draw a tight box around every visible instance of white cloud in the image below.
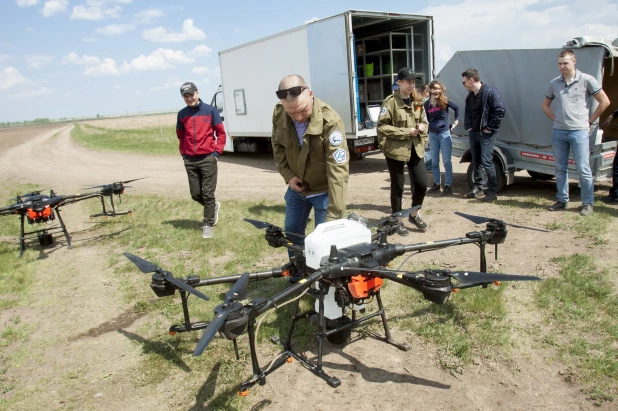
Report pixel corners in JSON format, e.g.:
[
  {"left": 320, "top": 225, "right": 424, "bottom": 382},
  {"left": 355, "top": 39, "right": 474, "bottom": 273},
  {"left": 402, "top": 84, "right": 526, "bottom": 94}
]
[
  {"left": 70, "top": 4, "right": 122, "bottom": 20},
  {"left": 143, "top": 19, "right": 206, "bottom": 42},
  {"left": 96, "top": 24, "right": 135, "bottom": 35},
  {"left": 84, "top": 58, "right": 119, "bottom": 76},
  {"left": 25, "top": 54, "right": 54, "bottom": 69},
  {"left": 62, "top": 52, "right": 101, "bottom": 65},
  {"left": 304, "top": 17, "right": 319, "bottom": 24},
  {"left": 188, "top": 44, "right": 213, "bottom": 57},
  {"left": 191, "top": 66, "right": 210, "bottom": 75},
  {"left": 134, "top": 8, "right": 164, "bottom": 24},
  {"left": 17, "top": 0, "right": 39, "bottom": 7},
  {"left": 120, "top": 48, "right": 195, "bottom": 72},
  {"left": 42, "top": 0, "right": 68, "bottom": 17},
  {"left": 114, "top": 85, "right": 121, "bottom": 89},
  {"left": 25, "top": 27, "right": 35, "bottom": 32},
  {"left": 421, "top": 0, "right": 618, "bottom": 72},
  {"left": 0, "top": 67, "right": 28, "bottom": 91},
  {"left": 0, "top": 54, "right": 14, "bottom": 63},
  {"left": 83, "top": 37, "right": 98, "bottom": 42},
  {"left": 6, "top": 87, "right": 53, "bottom": 99}
]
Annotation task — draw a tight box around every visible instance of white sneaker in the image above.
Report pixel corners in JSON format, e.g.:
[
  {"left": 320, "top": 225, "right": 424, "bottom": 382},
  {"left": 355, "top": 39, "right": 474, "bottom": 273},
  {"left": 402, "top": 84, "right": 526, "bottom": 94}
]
[
  {"left": 214, "top": 201, "right": 220, "bottom": 226},
  {"left": 202, "top": 225, "right": 213, "bottom": 239}
]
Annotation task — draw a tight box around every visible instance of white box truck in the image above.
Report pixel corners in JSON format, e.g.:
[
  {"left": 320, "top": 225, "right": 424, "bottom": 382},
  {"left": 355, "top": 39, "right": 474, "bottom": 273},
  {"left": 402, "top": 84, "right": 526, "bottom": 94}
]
[
  {"left": 435, "top": 37, "right": 618, "bottom": 191},
  {"left": 210, "top": 10, "right": 435, "bottom": 159}
]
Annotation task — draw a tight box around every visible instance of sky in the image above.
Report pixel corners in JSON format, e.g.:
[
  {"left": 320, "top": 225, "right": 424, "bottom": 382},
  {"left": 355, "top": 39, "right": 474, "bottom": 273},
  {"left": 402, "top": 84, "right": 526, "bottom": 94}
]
[{"left": 0, "top": 0, "right": 616, "bottom": 122}]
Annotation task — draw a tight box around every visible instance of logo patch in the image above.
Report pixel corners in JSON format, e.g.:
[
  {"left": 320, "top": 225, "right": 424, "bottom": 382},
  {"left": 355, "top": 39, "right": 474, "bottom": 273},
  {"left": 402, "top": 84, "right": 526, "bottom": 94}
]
[
  {"left": 329, "top": 130, "right": 343, "bottom": 146},
  {"left": 333, "top": 148, "right": 347, "bottom": 164},
  {"left": 380, "top": 107, "right": 387, "bottom": 117}
]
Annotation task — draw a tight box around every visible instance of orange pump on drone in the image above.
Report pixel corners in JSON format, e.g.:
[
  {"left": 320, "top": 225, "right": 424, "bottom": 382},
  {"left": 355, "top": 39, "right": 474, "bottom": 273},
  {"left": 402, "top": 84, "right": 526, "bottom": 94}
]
[
  {"left": 26, "top": 205, "right": 54, "bottom": 224},
  {"left": 347, "top": 274, "right": 383, "bottom": 299}
]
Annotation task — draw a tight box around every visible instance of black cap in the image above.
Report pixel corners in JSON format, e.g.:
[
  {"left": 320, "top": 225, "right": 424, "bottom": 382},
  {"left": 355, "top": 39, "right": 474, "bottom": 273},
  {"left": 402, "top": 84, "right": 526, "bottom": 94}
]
[
  {"left": 397, "top": 68, "right": 422, "bottom": 82},
  {"left": 180, "top": 82, "right": 197, "bottom": 95}
]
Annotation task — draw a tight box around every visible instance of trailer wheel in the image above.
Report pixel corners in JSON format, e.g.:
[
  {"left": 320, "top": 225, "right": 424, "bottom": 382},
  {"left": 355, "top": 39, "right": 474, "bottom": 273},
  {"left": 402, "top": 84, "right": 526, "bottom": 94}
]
[
  {"left": 466, "top": 159, "right": 506, "bottom": 193},
  {"left": 349, "top": 151, "right": 364, "bottom": 161},
  {"left": 527, "top": 170, "right": 555, "bottom": 181}
]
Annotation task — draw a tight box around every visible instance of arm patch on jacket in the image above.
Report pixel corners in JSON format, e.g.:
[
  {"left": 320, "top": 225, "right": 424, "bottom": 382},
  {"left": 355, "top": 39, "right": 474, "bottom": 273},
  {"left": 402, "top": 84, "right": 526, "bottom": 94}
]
[
  {"left": 333, "top": 148, "right": 347, "bottom": 164},
  {"left": 329, "top": 130, "right": 343, "bottom": 146}
]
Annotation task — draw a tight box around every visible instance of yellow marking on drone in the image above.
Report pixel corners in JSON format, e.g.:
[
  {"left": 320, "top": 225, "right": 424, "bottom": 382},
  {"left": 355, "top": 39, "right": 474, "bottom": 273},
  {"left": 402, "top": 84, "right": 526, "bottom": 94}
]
[
  {"left": 397, "top": 274, "right": 403, "bottom": 279},
  {"left": 298, "top": 279, "right": 307, "bottom": 284},
  {"left": 425, "top": 241, "right": 434, "bottom": 244}
]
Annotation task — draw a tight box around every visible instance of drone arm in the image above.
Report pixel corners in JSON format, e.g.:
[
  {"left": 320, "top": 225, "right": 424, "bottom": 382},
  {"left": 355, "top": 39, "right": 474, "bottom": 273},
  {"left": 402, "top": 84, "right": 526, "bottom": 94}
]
[
  {"left": 255, "top": 270, "right": 323, "bottom": 316},
  {"left": 193, "top": 268, "right": 285, "bottom": 288},
  {"left": 403, "top": 236, "right": 480, "bottom": 253}
]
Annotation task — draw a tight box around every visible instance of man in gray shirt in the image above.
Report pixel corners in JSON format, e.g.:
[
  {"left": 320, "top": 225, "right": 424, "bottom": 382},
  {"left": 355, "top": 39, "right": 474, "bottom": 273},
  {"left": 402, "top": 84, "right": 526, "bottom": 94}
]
[{"left": 542, "top": 49, "right": 610, "bottom": 216}]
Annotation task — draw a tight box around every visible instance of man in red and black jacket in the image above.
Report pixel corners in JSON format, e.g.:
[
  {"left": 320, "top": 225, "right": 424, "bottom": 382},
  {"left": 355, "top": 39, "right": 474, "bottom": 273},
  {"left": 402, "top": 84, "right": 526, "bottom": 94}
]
[{"left": 177, "top": 82, "right": 227, "bottom": 239}]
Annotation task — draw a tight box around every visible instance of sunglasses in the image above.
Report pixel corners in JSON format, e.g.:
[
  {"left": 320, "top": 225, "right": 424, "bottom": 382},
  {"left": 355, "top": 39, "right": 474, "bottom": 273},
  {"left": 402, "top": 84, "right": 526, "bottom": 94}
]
[{"left": 275, "top": 86, "right": 308, "bottom": 99}]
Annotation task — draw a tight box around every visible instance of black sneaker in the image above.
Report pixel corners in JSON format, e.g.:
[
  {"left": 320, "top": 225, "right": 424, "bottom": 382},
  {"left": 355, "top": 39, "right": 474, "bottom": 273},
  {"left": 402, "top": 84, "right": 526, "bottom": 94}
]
[
  {"left": 600, "top": 195, "right": 618, "bottom": 205},
  {"left": 547, "top": 201, "right": 567, "bottom": 211},
  {"left": 442, "top": 186, "right": 452, "bottom": 196},
  {"left": 408, "top": 215, "right": 427, "bottom": 230},
  {"left": 427, "top": 183, "right": 440, "bottom": 193},
  {"left": 481, "top": 193, "right": 498, "bottom": 202},
  {"left": 396, "top": 222, "right": 409, "bottom": 236}
]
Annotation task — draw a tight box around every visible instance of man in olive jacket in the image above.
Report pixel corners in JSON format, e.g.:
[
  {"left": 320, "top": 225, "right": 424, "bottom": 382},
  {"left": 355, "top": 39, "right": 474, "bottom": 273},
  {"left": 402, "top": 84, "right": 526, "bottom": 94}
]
[
  {"left": 272, "top": 75, "right": 349, "bottom": 280},
  {"left": 378, "top": 68, "right": 429, "bottom": 236}
]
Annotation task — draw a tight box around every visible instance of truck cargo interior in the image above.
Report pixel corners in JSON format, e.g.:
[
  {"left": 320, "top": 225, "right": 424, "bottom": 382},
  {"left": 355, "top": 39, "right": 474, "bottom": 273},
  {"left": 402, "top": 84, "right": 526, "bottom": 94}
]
[{"left": 351, "top": 14, "right": 432, "bottom": 124}]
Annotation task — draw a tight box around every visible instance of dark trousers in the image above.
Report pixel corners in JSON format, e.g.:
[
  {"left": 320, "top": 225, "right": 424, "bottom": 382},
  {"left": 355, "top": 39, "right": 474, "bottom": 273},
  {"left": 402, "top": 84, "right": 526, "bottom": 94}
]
[
  {"left": 610, "top": 150, "right": 618, "bottom": 199},
  {"left": 184, "top": 155, "right": 218, "bottom": 226},
  {"left": 469, "top": 130, "right": 497, "bottom": 195},
  {"left": 385, "top": 150, "right": 427, "bottom": 214}
]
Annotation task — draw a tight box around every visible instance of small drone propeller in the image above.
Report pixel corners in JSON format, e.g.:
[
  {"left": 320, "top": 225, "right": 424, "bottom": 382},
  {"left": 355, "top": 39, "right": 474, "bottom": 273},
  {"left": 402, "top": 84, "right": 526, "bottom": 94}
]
[
  {"left": 193, "top": 273, "right": 250, "bottom": 356},
  {"left": 455, "top": 211, "right": 550, "bottom": 233},
  {"left": 242, "top": 218, "right": 306, "bottom": 238},
  {"left": 392, "top": 205, "right": 422, "bottom": 219},
  {"left": 83, "top": 177, "right": 148, "bottom": 190},
  {"left": 123, "top": 252, "right": 210, "bottom": 301}
]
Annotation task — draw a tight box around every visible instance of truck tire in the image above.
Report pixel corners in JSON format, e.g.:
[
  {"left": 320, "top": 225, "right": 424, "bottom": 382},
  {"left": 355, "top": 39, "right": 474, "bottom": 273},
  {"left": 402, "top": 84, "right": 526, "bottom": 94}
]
[
  {"left": 527, "top": 170, "right": 555, "bottom": 181},
  {"left": 349, "top": 151, "right": 364, "bottom": 161},
  {"left": 466, "top": 159, "right": 506, "bottom": 193}
]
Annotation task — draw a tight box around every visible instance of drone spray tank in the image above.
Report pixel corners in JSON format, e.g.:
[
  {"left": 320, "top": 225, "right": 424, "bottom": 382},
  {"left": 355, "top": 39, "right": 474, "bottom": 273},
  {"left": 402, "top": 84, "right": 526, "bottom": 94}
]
[{"left": 305, "top": 219, "right": 372, "bottom": 320}]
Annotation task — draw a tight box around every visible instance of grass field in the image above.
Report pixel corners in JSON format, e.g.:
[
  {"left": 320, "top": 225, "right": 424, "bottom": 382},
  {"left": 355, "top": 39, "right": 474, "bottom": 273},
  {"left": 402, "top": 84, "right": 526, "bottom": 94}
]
[
  {"left": 72, "top": 123, "right": 179, "bottom": 155},
  {"left": 1, "top": 179, "right": 616, "bottom": 408}
]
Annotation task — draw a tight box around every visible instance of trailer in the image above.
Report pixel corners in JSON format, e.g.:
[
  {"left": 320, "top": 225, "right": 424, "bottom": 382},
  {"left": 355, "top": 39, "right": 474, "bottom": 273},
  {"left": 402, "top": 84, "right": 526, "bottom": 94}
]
[
  {"left": 210, "top": 10, "right": 435, "bottom": 159},
  {"left": 435, "top": 36, "right": 618, "bottom": 191}
]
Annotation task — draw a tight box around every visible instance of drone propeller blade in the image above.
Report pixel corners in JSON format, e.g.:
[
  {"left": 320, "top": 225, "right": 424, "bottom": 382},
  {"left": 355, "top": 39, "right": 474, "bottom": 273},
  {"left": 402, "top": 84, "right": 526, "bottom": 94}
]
[
  {"left": 123, "top": 252, "right": 160, "bottom": 273},
  {"left": 505, "top": 222, "right": 550, "bottom": 233},
  {"left": 121, "top": 177, "right": 148, "bottom": 184},
  {"left": 164, "top": 275, "right": 210, "bottom": 302},
  {"left": 455, "top": 211, "right": 550, "bottom": 232},
  {"left": 454, "top": 211, "right": 489, "bottom": 225},
  {"left": 446, "top": 271, "right": 541, "bottom": 285},
  {"left": 193, "top": 308, "right": 229, "bottom": 356},
  {"left": 225, "top": 273, "right": 249, "bottom": 302},
  {"left": 243, "top": 218, "right": 272, "bottom": 229},
  {"left": 392, "top": 205, "right": 422, "bottom": 219}
]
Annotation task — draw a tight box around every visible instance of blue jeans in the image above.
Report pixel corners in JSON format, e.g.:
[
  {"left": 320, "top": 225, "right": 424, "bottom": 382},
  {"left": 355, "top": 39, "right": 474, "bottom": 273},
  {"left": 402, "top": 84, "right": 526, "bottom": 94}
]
[
  {"left": 429, "top": 130, "right": 453, "bottom": 186},
  {"left": 551, "top": 129, "right": 594, "bottom": 206},
  {"left": 469, "top": 130, "right": 497, "bottom": 195},
  {"left": 284, "top": 187, "right": 328, "bottom": 259}
]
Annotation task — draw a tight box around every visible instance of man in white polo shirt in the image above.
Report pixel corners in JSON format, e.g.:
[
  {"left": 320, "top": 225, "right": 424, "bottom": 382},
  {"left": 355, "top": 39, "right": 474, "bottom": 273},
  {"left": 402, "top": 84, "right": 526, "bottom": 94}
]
[{"left": 542, "top": 49, "right": 610, "bottom": 216}]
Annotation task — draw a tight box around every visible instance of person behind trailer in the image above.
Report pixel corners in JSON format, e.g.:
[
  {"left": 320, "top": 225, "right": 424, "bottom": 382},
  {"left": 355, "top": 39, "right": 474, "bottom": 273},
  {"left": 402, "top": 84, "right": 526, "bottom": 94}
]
[
  {"left": 462, "top": 68, "right": 505, "bottom": 202},
  {"left": 542, "top": 49, "right": 610, "bottom": 215},
  {"left": 378, "top": 67, "right": 429, "bottom": 235},
  {"left": 425, "top": 80, "right": 460, "bottom": 196},
  {"left": 176, "top": 82, "right": 226, "bottom": 239},
  {"left": 599, "top": 107, "right": 618, "bottom": 205},
  {"left": 271, "top": 75, "right": 349, "bottom": 282}
]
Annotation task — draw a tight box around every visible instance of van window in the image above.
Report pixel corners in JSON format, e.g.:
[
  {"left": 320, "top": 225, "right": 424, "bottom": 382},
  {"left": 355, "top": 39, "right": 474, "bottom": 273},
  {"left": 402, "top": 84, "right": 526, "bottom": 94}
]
[{"left": 211, "top": 92, "right": 224, "bottom": 113}]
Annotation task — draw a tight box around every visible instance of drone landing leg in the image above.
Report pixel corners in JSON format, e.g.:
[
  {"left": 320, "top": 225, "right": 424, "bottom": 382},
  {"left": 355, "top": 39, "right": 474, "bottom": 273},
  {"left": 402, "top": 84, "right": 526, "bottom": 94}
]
[
  {"left": 168, "top": 291, "right": 209, "bottom": 333},
  {"left": 19, "top": 214, "right": 25, "bottom": 258},
  {"left": 480, "top": 242, "right": 487, "bottom": 272},
  {"left": 55, "top": 209, "right": 72, "bottom": 249},
  {"left": 376, "top": 291, "right": 411, "bottom": 351}
]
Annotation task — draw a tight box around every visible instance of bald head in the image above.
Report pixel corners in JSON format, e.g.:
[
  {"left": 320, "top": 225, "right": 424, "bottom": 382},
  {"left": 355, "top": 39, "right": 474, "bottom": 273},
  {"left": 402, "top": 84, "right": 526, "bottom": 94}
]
[{"left": 278, "top": 75, "right": 307, "bottom": 90}]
